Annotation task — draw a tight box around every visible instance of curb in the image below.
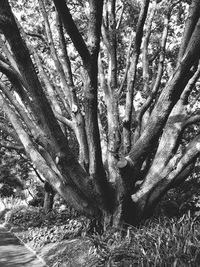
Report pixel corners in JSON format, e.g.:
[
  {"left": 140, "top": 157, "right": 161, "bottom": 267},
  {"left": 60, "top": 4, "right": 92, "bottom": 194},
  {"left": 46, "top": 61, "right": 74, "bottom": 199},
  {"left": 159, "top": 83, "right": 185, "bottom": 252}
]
[{"left": 2, "top": 224, "right": 49, "bottom": 267}]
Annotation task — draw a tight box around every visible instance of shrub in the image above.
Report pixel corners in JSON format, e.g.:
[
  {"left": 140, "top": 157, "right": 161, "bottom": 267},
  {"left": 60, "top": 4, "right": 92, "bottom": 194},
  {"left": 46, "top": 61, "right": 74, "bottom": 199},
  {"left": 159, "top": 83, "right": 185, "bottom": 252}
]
[
  {"left": 0, "top": 208, "right": 10, "bottom": 221},
  {"left": 28, "top": 184, "right": 45, "bottom": 207},
  {"left": 28, "top": 197, "right": 43, "bottom": 207},
  {"left": 0, "top": 196, "right": 26, "bottom": 210},
  {"left": 5, "top": 206, "right": 45, "bottom": 228},
  {"left": 11, "top": 209, "right": 90, "bottom": 250},
  {"left": 85, "top": 214, "right": 200, "bottom": 266}
]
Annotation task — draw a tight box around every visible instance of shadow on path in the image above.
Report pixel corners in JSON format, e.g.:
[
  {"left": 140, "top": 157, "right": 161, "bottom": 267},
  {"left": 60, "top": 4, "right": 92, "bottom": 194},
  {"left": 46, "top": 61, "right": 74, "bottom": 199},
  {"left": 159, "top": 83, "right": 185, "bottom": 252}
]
[{"left": 0, "top": 226, "right": 47, "bottom": 267}]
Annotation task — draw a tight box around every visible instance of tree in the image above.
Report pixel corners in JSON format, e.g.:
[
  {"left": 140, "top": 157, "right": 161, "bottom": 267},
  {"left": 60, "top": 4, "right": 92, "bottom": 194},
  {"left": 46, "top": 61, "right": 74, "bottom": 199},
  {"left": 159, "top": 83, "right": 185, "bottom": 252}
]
[
  {"left": 0, "top": 129, "right": 27, "bottom": 198},
  {"left": 0, "top": 112, "right": 55, "bottom": 211},
  {"left": 0, "top": 0, "right": 200, "bottom": 226}
]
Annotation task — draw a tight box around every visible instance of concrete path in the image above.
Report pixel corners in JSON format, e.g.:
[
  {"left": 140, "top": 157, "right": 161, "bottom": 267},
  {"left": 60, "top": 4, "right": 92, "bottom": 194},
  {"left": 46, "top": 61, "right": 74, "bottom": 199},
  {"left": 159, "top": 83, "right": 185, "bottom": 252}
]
[{"left": 0, "top": 226, "right": 47, "bottom": 267}]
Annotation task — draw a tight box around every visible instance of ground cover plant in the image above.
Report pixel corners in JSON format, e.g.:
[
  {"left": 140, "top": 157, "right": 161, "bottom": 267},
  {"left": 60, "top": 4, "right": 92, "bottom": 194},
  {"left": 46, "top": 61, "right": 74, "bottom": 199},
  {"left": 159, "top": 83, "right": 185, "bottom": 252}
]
[
  {"left": 2, "top": 175, "right": 200, "bottom": 267},
  {"left": 5, "top": 207, "right": 89, "bottom": 247},
  {"left": 5, "top": 208, "right": 200, "bottom": 267}
]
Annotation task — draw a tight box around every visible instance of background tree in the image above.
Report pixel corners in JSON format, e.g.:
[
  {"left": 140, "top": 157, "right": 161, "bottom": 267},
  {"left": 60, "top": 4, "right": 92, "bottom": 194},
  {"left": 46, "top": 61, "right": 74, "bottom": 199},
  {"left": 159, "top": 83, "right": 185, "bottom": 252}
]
[
  {"left": 0, "top": 0, "right": 200, "bottom": 226},
  {"left": 0, "top": 112, "right": 54, "bottom": 212},
  {"left": 0, "top": 116, "right": 28, "bottom": 199}
]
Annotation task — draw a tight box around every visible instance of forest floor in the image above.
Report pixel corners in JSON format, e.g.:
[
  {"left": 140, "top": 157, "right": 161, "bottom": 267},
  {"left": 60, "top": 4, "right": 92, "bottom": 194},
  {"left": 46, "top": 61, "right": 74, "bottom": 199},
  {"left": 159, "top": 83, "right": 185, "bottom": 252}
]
[
  {"left": 4, "top": 212, "right": 200, "bottom": 267},
  {"left": 1, "top": 177, "right": 200, "bottom": 266}
]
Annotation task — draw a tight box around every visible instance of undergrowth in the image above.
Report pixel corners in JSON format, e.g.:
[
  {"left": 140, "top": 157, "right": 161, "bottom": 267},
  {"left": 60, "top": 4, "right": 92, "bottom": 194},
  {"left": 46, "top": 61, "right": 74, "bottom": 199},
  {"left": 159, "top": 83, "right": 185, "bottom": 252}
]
[
  {"left": 85, "top": 213, "right": 200, "bottom": 266},
  {"left": 5, "top": 206, "right": 89, "bottom": 250},
  {"left": 6, "top": 205, "right": 200, "bottom": 266},
  {"left": 3, "top": 175, "right": 200, "bottom": 266}
]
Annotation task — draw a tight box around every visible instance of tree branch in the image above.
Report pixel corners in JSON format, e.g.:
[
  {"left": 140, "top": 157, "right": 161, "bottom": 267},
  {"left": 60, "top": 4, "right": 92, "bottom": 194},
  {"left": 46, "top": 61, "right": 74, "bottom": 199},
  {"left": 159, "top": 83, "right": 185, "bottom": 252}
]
[
  {"left": 178, "top": 0, "right": 200, "bottom": 61},
  {"left": 56, "top": 12, "right": 73, "bottom": 86},
  {"left": 0, "top": 91, "right": 99, "bottom": 216},
  {"left": 0, "top": 141, "right": 24, "bottom": 152},
  {"left": 54, "top": 111, "right": 75, "bottom": 130},
  {"left": 87, "top": 0, "right": 104, "bottom": 57},
  {"left": 180, "top": 60, "right": 200, "bottom": 104},
  {"left": 0, "top": 58, "right": 30, "bottom": 104},
  {"left": 38, "top": 0, "right": 72, "bottom": 107},
  {"left": 136, "top": 3, "right": 170, "bottom": 138},
  {"left": 142, "top": 2, "right": 156, "bottom": 96},
  {"left": 52, "top": 0, "right": 91, "bottom": 65},
  {"left": 123, "top": 0, "right": 150, "bottom": 153},
  {"left": 25, "top": 31, "right": 47, "bottom": 44},
  {"left": 15, "top": 17, "right": 71, "bottom": 114},
  {"left": 0, "top": 0, "right": 69, "bottom": 157},
  {"left": 128, "top": 16, "right": 200, "bottom": 168},
  {"left": 0, "top": 80, "right": 37, "bottom": 135},
  {"left": 0, "top": 122, "right": 20, "bottom": 143},
  {"left": 0, "top": 36, "right": 19, "bottom": 72},
  {"left": 117, "top": 33, "right": 133, "bottom": 98},
  {"left": 116, "top": 4, "right": 125, "bottom": 30},
  {"left": 182, "top": 115, "right": 200, "bottom": 129}
]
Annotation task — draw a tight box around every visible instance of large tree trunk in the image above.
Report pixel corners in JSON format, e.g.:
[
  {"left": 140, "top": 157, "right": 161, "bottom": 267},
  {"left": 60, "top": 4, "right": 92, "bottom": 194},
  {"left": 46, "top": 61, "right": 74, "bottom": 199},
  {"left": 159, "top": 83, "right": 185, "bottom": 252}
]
[
  {"left": 1, "top": 0, "right": 200, "bottom": 228},
  {"left": 0, "top": 0, "right": 105, "bottom": 218}
]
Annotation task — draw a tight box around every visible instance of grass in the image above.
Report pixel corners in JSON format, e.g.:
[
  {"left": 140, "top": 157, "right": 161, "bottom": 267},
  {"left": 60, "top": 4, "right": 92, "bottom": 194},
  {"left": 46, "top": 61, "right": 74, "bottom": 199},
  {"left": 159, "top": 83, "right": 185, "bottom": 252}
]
[
  {"left": 84, "top": 213, "right": 200, "bottom": 266},
  {"left": 3, "top": 206, "right": 200, "bottom": 266},
  {"left": 2, "top": 211, "right": 200, "bottom": 266},
  {"left": 3, "top": 211, "right": 200, "bottom": 266},
  {"left": 2, "top": 181, "right": 200, "bottom": 267}
]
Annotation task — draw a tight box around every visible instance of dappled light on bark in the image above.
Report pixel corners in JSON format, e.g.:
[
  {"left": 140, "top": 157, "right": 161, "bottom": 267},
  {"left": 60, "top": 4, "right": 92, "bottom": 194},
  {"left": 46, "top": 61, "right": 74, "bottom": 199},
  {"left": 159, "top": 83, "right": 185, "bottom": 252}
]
[{"left": 0, "top": 0, "right": 200, "bottom": 226}]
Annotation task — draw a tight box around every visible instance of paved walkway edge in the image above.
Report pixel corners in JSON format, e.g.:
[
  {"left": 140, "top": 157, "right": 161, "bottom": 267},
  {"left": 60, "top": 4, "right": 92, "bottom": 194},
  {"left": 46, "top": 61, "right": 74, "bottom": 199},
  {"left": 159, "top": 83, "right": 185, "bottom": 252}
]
[{"left": 3, "top": 225, "right": 48, "bottom": 267}]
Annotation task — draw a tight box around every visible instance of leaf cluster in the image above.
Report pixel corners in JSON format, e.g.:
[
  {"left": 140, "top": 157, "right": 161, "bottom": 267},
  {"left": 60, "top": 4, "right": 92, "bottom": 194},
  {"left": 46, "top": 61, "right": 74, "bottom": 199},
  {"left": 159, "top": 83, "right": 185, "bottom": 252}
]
[{"left": 85, "top": 214, "right": 200, "bottom": 266}]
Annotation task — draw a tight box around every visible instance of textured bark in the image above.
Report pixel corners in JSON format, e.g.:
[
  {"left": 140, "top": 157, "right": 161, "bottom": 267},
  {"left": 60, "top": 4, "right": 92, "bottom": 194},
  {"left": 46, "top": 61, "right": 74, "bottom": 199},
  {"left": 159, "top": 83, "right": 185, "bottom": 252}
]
[
  {"left": 38, "top": 0, "right": 72, "bottom": 107},
  {"left": 131, "top": 135, "right": 200, "bottom": 222},
  {"left": 178, "top": 0, "right": 200, "bottom": 61},
  {"left": 55, "top": 13, "right": 89, "bottom": 169},
  {"left": 135, "top": 4, "right": 169, "bottom": 141},
  {"left": 53, "top": 0, "right": 113, "bottom": 208},
  {"left": 33, "top": 51, "right": 63, "bottom": 115},
  {"left": 0, "top": 0, "right": 113, "bottom": 219},
  {"left": 1, "top": 0, "right": 200, "bottom": 227},
  {"left": 128, "top": 17, "right": 200, "bottom": 168},
  {"left": 0, "top": 36, "right": 19, "bottom": 72},
  {"left": 44, "top": 182, "right": 55, "bottom": 214},
  {"left": 123, "top": 0, "right": 150, "bottom": 154},
  {"left": 0, "top": 81, "right": 44, "bottom": 139},
  {"left": 0, "top": 1, "right": 67, "bottom": 155},
  {"left": 52, "top": 0, "right": 90, "bottom": 64},
  {"left": 101, "top": 0, "right": 120, "bottom": 183},
  {"left": 0, "top": 93, "right": 98, "bottom": 215}
]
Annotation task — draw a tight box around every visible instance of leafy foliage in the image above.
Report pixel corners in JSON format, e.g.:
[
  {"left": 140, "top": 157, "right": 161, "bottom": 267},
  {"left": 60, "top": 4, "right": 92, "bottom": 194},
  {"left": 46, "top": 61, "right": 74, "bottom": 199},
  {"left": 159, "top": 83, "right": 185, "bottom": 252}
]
[
  {"left": 0, "top": 139, "right": 29, "bottom": 197},
  {"left": 3, "top": 182, "right": 200, "bottom": 266},
  {"left": 1, "top": 196, "right": 26, "bottom": 210},
  {"left": 84, "top": 214, "right": 200, "bottom": 266},
  {"left": 6, "top": 205, "right": 90, "bottom": 250},
  {"left": 28, "top": 184, "right": 45, "bottom": 207}
]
